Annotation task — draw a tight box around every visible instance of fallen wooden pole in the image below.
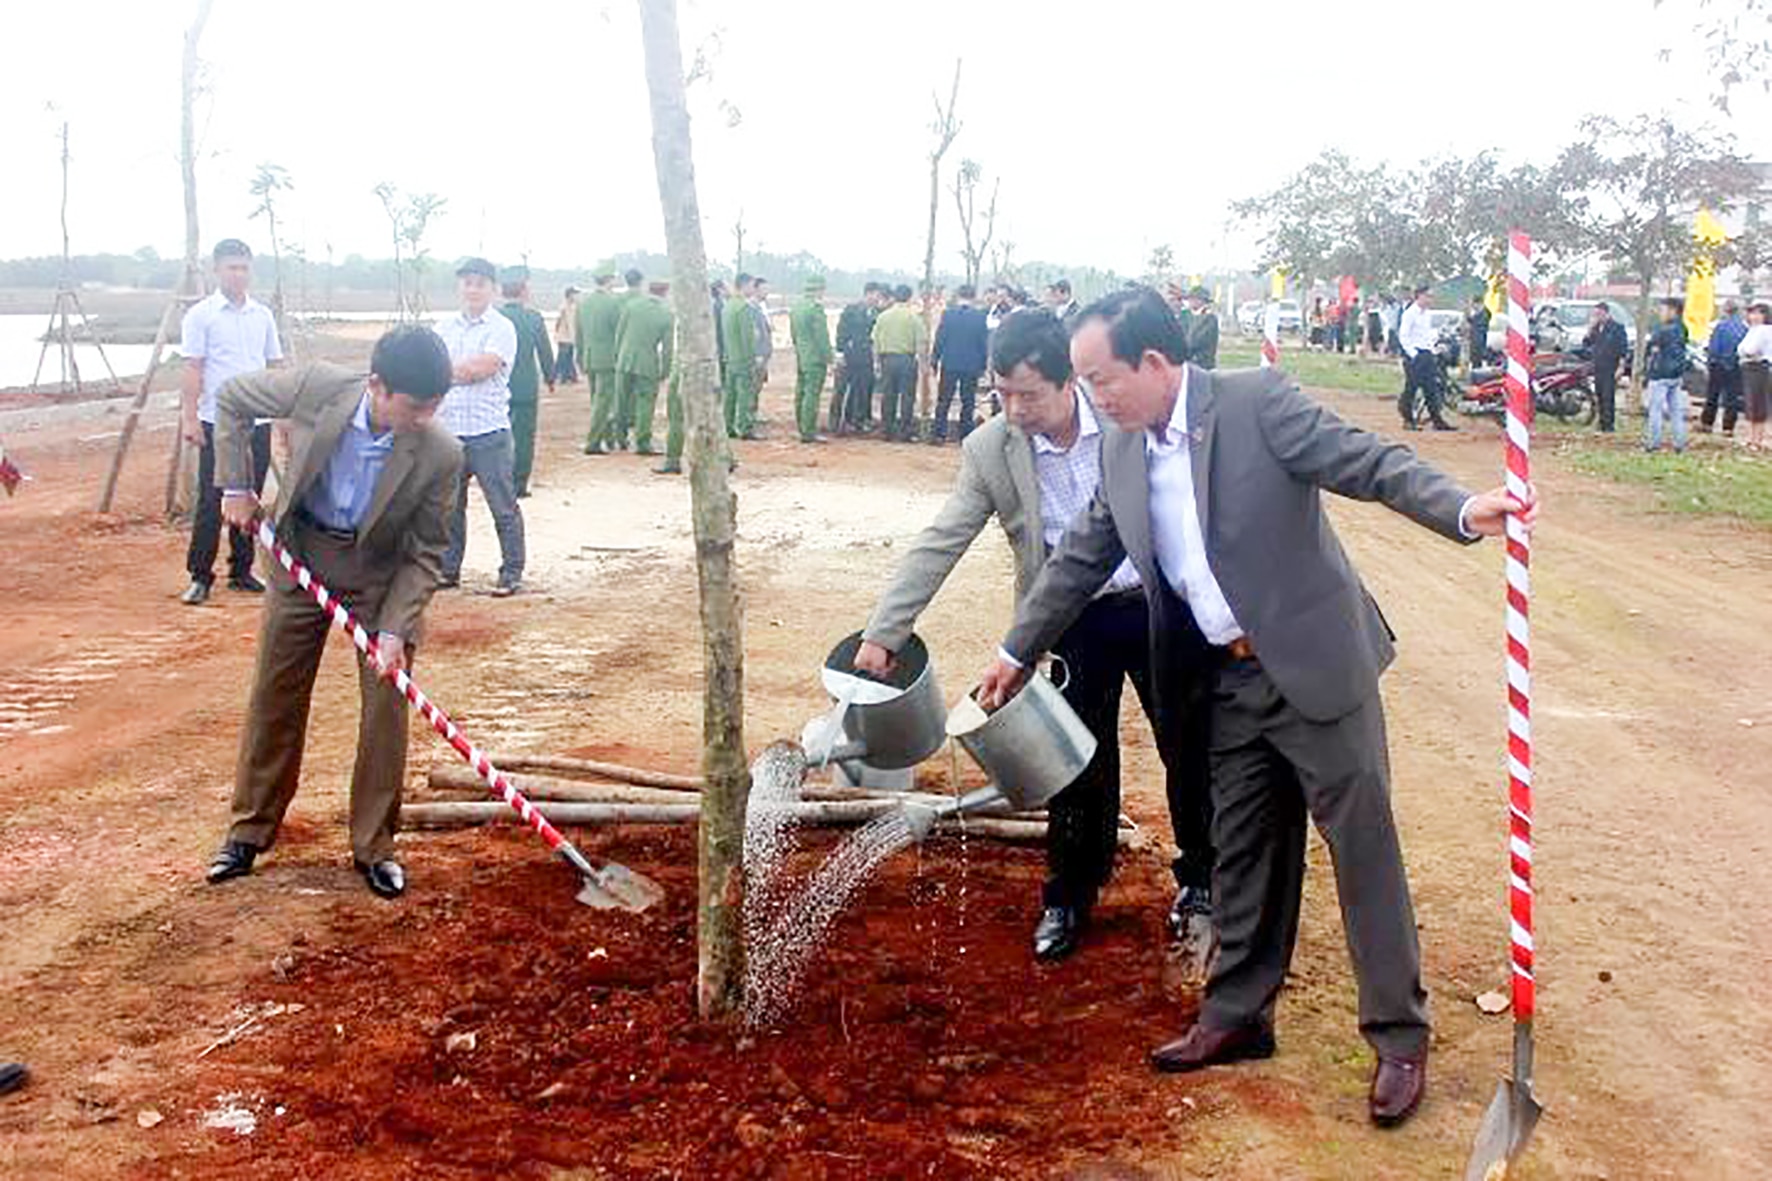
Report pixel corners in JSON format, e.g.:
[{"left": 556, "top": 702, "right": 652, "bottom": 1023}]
[
  {"left": 491, "top": 754, "right": 702, "bottom": 791},
  {"left": 402, "top": 800, "right": 1128, "bottom": 846}
]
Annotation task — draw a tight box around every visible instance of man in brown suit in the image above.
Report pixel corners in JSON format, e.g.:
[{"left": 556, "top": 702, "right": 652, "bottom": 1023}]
[{"left": 204, "top": 325, "right": 463, "bottom": 899}]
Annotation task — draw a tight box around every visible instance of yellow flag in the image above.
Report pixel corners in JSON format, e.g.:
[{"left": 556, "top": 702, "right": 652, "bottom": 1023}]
[
  {"left": 1685, "top": 208, "right": 1728, "bottom": 342},
  {"left": 1269, "top": 268, "right": 1287, "bottom": 299},
  {"left": 1484, "top": 273, "right": 1505, "bottom": 317}
]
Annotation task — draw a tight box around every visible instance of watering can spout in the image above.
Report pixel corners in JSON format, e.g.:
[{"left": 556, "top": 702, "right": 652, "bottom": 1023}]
[{"left": 901, "top": 784, "right": 1005, "bottom": 843}]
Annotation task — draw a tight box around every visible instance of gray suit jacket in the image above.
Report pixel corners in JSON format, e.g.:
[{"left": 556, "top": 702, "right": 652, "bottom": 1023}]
[
  {"left": 214, "top": 362, "right": 463, "bottom": 641},
  {"left": 862, "top": 413, "right": 1052, "bottom": 653},
  {"left": 1004, "top": 364, "right": 1477, "bottom": 724}
]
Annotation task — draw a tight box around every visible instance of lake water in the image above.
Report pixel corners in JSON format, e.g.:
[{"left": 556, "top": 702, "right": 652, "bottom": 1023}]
[{"left": 0, "top": 314, "right": 157, "bottom": 390}]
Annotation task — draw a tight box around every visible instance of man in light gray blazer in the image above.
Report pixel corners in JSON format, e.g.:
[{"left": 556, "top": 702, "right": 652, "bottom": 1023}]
[
  {"left": 979, "top": 288, "right": 1536, "bottom": 1128},
  {"left": 856, "top": 310, "right": 1215, "bottom": 964}
]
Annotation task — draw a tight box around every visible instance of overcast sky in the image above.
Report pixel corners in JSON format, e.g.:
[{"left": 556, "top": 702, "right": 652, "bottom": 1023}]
[{"left": 3, "top": 0, "right": 1767, "bottom": 278}]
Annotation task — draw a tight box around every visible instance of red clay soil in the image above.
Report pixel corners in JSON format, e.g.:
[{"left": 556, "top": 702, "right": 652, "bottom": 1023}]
[{"left": 134, "top": 826, "right": 1269, "bottom": 1180}]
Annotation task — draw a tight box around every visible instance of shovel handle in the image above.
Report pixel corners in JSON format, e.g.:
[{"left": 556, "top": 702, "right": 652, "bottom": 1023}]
[
  {"left": 253, "top": 519, "right": 597, "bottom": 873},
  {"left": 1503, "top": 234, "right": 1536, "bottom": 1023}
]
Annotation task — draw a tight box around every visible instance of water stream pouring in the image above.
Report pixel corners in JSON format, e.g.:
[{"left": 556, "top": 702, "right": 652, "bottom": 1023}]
[{"left": 903, "top": 659, "right": 1097, "bottom": 842}]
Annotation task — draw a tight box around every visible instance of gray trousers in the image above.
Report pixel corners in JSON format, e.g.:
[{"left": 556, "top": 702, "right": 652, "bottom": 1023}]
[
  {"left": 1200, "top": 658, "right": 1429, "bottom": 1060},
  {"left": 443, "top": 428, "right": 525, "bottom": 584}
]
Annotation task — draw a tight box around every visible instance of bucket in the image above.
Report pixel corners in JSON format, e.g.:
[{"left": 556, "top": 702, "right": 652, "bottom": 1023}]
[
  {"left": 810, "top": 631, "right": 947, "bottom": 771},
  {"left": 946, "top": 659, "right": 1096, "bottom": 812}
]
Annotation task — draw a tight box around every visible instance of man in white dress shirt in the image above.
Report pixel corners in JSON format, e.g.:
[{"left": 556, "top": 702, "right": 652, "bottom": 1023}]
[
  {"left": 177, "top": 238, "right": 283, "bottom": 605},
  {"left": 979, "top": 288, "right": 1536, "bottom": 1128},
  {"left": 435, "top": 257, "right": 524, "bottom": 596},
  {"left": 1396, "top": 284, "right": 1455, "bottom": 431}
]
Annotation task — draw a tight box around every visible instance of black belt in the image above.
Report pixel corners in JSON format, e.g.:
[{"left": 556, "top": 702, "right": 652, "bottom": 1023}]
[{"left": 291, "top": 508, "right": 356, "bottom": 544}]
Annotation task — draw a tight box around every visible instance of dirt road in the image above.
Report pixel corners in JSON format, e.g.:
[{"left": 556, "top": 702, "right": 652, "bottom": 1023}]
[{"left": 0, "top": 344, "right": 1767, "bottom": 1177}]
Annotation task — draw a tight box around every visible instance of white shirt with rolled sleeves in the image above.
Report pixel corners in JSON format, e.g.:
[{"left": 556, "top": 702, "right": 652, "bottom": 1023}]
[
  {"left": 1031, "top": 392, "right": 1141, "bottom": 597},
  {"left": 1398, "top": 303, "right": 1438, "bottom": 358},
  {"left": 179, "top": 292, "right": 283, "bottom": 424},
  {"left": 435, "top": 306, "right": 518, "bottom": 439}
]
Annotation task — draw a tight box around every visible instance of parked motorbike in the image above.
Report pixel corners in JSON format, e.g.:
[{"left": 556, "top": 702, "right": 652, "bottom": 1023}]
[{"left": 1450, "top": 349, "right": 1597, "bottom": 426}]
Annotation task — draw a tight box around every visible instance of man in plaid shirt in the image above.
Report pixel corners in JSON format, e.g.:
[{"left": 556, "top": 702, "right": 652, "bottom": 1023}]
[
  {"left": 854, "top": 309, "right": 1215, "bottom": 966},
  {"left": 435, "top": 258, "right": 524, "bottom": 596}
]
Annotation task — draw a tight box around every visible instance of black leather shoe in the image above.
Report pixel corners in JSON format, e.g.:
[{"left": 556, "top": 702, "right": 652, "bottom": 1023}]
[
  {"left": 206, "top": 841, "right": 257, "bottom": 883},
  {"left": 228, "top": 572, "right": 266, "bottom": 593},
  {"left": 0, "top": 1062, "right": 27, "bottom": 1096},
  {"left": 355, "top": 859, "right": 405, "bottom": 899},
  {"left": 1149, "top": 1021, "right": 1277, "bottom": 1073},
  {"left": 1369, "top": 1049, "right": 1428, "bottom": 1127},
  {"left": 1431, "top": 419, "right": 1459, "bottom": 432},
  {"left": 1032, "top": 905, "right": 1087, "bottom": 961},
  {"left": 179, "top": 579, "right": 212, "bottom": 606}
]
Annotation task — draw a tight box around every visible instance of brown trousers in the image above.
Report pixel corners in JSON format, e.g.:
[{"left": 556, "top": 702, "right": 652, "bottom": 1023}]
[{"left": 227, "top": 524, "right": 410, "bottom": 864}]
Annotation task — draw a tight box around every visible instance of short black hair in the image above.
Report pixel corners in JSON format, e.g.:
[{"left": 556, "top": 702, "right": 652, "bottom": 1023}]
[
  {"left": 1049, "top": 278, "right": 1072, "bottom": 296},
  {"left": 370, "top": 325, "right": 454, "bottom": 404},
  {"left": 500, "top": 280, "right": 524, "bottom": 299},
  {"left": 1075, "top": 287, "right": 1189, "bottom": 367},
  {"left": 1413, "top": 284, "right": 1431, "bottom": 297},
  {"left": 624, "top": 268, "right": 644, "bottom": 286},
  {"left": 710, "top": 280, "right": 726, "bottom": 296},
  {"left": 213, "top": 238, "right": 252, "bottom": 262},
  {"left": 957, "top": 284, "right": 976, "bottom": 300},
  {"left": 894, "top": 283, "right": 913, "bottom": 302},
  {"left": 1662, "top": 296, "right": 1685, "bottom": 313},
  {"left": 863, "top": 281, "right": 882, "bottom": 295},
  {"left": 1750, "top": 301, "right": 1772, "bottom": 319},
  {"left": 990, "top": 308, "right": 1072, "bottom": 386},
  {"left": 737, "top": 272, "right": 754, "bottom": 286}
]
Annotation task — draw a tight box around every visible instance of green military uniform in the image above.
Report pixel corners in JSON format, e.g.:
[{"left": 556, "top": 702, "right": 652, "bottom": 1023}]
[
  {"left": 500, "top": 298, "right": 555, "bottom": 496},
  {"left": 613, "top": 292, "right": 675, "bottom": 454},
  {"left": 789, "top": 277, "right": 833, "bottom": 442},
  {"left": 721, "top": 294, "right": 758, "bottom": 438},
  {"left": 576, "top": 286, "right": 623, "bottom": 452},
  {"left": 605, "top": 285, "right": 645, "bottom": 446}
]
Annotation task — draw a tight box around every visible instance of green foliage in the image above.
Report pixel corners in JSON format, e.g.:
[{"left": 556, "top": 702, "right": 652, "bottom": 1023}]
[{"left": 1218, "top": 342, "right": 1407, "bottom": 397}]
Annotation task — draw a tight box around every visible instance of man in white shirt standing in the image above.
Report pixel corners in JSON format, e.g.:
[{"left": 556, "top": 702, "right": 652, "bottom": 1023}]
[
  {"left": 435, "top": 257, "right": 524, "bottom": 597},
  {"left": 1396, "top": 284, "right": 1454, "bottom": 431},
  {"left": 854, "top": 309, "right": 1215, "bottom": 964},
  {"left": 178, "top": 238, "right": 283, "bottom": 605},
  {"left": 979, "top": 288, "right": 1535, "bottom": 1129}
]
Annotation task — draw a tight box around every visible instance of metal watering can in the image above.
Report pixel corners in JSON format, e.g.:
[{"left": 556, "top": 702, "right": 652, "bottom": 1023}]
[
  {"left": 904, "top": 659, "right": 1097, "bottom": 841},
  {"left": 805, "top": 631, "right": 948, "bottom": 773}
]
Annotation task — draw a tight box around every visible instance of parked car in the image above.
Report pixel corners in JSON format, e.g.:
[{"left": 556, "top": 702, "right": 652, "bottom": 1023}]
[
  {"left": 1235, "top": 300, "right": 1265, "bottom": 335},
  {"left": 1270, "top": 299, "right": 1303, "bottom": 334},
  {"left": 1489, "top": 298, "right": 1637, "bottom": 357}
]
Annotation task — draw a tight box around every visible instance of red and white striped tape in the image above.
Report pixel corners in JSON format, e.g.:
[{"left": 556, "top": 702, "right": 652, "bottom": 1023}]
[
  {"left": 254, "top": 518, "right": 574, "bottom": 859},
  {"left": 1503, "top": 232, "right": 1535, "bottom": 1021},
  {"left": 1260, "top": 303, "right": 1281, "bottom": 368}
]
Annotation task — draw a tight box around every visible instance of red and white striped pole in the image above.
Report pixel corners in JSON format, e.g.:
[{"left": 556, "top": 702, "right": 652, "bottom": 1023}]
[
  {"left": 252, "top": 518, "right": 607, "bottom": 884},
  {"left": 1503, "top": 231, "right": 1536, "bottom": 1028}
]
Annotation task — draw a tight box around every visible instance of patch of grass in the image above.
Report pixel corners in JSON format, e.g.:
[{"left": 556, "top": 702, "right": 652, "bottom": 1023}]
[
  {"left": 1557, "top": 437, "right": 1772, "bottom": 525},
  {"left": 1219, "top": 341, "right": 1404, "bottom": 398}
]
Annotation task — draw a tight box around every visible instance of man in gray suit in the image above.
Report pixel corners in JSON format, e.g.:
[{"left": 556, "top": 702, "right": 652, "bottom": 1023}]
[
  {"left": 978, "top": 288, "right": 1536, "bottom": 1128},
  {"left": 855, "top": 309, "right": 1215, "bottom": 964}
]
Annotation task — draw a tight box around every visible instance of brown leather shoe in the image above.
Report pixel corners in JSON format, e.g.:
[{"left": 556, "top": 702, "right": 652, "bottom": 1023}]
[
  {"left": 1149, "top": 1021, "right": 1276, "bottom": 1073},
  {"left": 1369, "top": 1049, "right": 1428, "bottom": 1127}
]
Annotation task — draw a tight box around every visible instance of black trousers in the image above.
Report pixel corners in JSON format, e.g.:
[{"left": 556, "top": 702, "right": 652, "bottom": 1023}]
[
  {"left": 188, "top": 421, "right": 271, "bottom": 584},
  {"left": 1200, "top": 658, "right": 1429, "bottom": 1059},
  {"left": 1044, "top": 591, "right": 1213, "bottom": 909},
  {"left": 1396, "top": 352, "right": 1445, "bottom": 425},
  {"left": 932, "top": 368, "right": 980, "bottom": 441},
  {"left": 878, "top": 354, "right": 918, "bottom": 438},
  {"left": 1701, "top": 361, "right": 1742, "bottom": 432},
  {"left": 1594, "top": 360, "right": 1620, "bottom": 432},
  {"left": 837, "top": 348, "right": 874, "bottom": 428}
]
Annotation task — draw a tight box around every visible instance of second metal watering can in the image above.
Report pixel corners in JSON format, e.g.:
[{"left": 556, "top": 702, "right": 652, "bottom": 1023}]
[
  {"left": 904, "top": 659, "right": 1098, "bottom": 839},
  {"left": 806, "top": 631, "right": 948, "bottom": 771}
]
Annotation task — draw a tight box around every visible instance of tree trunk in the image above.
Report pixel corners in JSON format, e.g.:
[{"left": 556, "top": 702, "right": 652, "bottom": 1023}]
[
  {"left": 636, "top": 0, "right": 750, "bottom": 1022},
  {"left": 1631, "top": 270, "right": 1655, "bottom": 406}
]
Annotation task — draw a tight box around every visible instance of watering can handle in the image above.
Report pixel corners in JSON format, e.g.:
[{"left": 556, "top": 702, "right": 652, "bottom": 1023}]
[{"left": 1041, "top": 655, "right": 1071, "bottom": 693}]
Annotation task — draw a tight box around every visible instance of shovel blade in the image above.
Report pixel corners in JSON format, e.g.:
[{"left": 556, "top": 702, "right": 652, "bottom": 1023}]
[
  {"left": 575, "top": 862, "right": 666, "bottom": 913},
  {"left": 1464, "top": 1078, "right": 1544, "bottom": 1181}
]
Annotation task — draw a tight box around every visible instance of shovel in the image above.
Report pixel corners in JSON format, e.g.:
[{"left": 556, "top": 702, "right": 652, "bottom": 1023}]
[
  {"left": 1465, "top": 231, "right": 1543, "bottom": 1178},
  {"left": 253, "top": 519, "right": 663, "bottom": 912}
]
